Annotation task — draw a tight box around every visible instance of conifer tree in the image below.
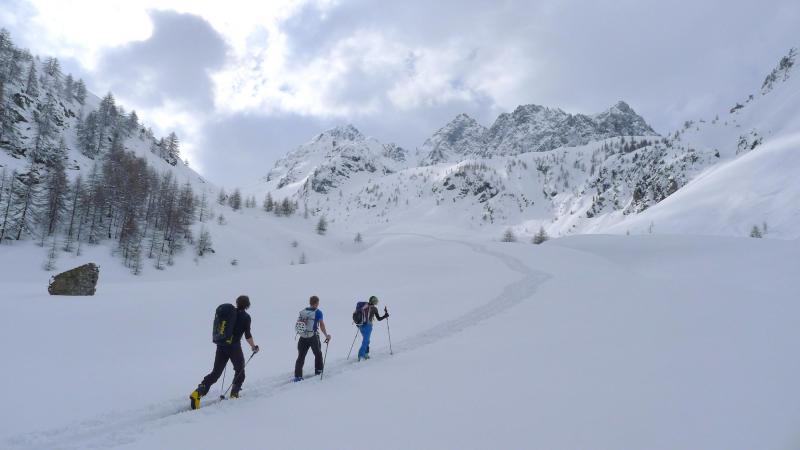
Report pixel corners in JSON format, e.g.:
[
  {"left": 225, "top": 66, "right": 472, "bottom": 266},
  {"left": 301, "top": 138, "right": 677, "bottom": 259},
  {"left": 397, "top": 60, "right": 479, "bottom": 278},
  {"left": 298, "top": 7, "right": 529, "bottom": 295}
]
[
  {"left": 63, "top": 73, "right": 74, "bottom": 99},
  {"left": 280, "top": 197, "right": 293, "bottom": 216},
  {"left": 31, "top": 93, "right": 59, "bottom": 163},
  {"left": 197, "top": 227, "right": 213, "bottom": 256},
  {"left": 164, "top": 132, "right": 180, "bottom": 165},
  {"left": 229, "top": 188, "right": 242, "bottom": 210},
  {"left": 263, "top": 192, "right": 274, "bottom": 212},
  {"left": 532, "top": 226, "right": 549, "bottom": 245},
  {"left": 11, "top": 169, "right": 40, "bottom": 241},
  {"left": 24, "top": 61, "right": 38, "bottom": 97},
  {"left": 74, "top": 79, "right": 87, "bottom": 106},
  {"left": 62, "top": 174, "right": 83, "bottom": 252},
  {"left": 316, "top": 216, "right": 327, "bottom": 235},
  {"left": 0, "top": 169, "right": 14, "bottom": 242},
  {"left": 41, "top": 141, "right": 69, "bottom": 237},
  {"left": 502, "top": 228, "right": 516, "bottom": 242}
]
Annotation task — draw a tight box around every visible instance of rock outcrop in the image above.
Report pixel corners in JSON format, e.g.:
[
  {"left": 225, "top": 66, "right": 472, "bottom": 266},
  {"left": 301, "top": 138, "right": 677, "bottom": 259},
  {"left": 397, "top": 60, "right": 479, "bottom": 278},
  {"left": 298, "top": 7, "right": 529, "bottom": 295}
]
[{"left": 48, "top": 263, "right": 100, "bottom": 296}]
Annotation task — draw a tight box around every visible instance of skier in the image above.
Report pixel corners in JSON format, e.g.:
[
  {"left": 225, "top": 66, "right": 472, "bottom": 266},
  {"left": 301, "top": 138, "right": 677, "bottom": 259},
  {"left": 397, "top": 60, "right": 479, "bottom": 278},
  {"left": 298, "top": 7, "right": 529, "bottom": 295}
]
[
  {"left": 190, "top": 295, "right": 259, "bottom": 409},
  {"left": 357, "top": 296, "right": 389, "bottom": 361},
  {"left": 294, "top": 295, "right": 331, "bottom": 382}
]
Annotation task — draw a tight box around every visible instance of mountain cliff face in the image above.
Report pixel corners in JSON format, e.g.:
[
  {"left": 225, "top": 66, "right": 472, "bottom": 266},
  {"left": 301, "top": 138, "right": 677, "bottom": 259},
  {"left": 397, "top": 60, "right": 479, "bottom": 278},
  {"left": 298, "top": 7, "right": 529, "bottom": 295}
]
[
  {"left": 265, "top": 124, "right": 409, "bottom": 195},
  {"left": 418, "top": 101, "right": 657, "bottom": 165},
  {"left": 485, "top": 101, "right": 657, "bottom": 158},
  {"left": 419, "top": 113, "right": 488, "bottom": 165},
  {"left": 255, "top": 47, "right": 799, "bottom": 239}
]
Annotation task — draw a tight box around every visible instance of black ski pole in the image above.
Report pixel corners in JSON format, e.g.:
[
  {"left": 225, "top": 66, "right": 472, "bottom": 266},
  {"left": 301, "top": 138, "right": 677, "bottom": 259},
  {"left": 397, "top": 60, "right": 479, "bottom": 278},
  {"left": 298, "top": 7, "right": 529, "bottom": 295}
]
[
  {"left": 320, "top": 341, "right": 330, "bottom": 380},
  {"left": 219, "top": 365, "right": 228, "bottom": 399},
  {"left": 385, "top": 306, "right": 393, "bottom": 355},
  {"left": 221, "top": 350, "right": 257, "bottom": 399},
  {"left": 347, "top": 327, "right": 359, "bottom": 360}
]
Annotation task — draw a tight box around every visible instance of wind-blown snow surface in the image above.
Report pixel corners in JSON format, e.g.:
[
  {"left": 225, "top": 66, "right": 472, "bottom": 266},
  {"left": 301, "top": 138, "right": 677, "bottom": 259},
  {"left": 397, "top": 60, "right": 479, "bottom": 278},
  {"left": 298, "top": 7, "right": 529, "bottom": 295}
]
[{"left": 1, "top": 208, "right": 799, "bottom": 449}]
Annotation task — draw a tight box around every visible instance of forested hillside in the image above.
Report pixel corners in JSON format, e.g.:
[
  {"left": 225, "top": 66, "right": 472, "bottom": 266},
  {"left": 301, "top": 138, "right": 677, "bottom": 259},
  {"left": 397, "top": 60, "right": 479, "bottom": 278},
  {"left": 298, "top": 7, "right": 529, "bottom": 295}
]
[{"left": 0, "top": 29, "right": 212, "bottom": 274}]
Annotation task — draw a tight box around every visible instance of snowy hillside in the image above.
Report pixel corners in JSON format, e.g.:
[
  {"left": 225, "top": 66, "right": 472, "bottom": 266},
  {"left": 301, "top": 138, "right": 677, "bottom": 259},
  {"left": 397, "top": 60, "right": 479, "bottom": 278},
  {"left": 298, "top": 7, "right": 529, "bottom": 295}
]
[
  {"left": 251, "top": 47, "right": 799, "bottom": 240},
  {"left": 2, "top": 219, "right": 798, "bottom": 449},
  {"left": 0, "top": 30, "right": 215, "bottom": 275}
]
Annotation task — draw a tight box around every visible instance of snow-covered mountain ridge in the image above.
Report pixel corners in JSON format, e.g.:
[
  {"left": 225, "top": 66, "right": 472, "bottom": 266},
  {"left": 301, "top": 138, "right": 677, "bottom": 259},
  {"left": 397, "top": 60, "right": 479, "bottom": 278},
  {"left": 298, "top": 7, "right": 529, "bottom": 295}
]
[{"left": 255, "top": 47, "right": 799, "bottom": 239}]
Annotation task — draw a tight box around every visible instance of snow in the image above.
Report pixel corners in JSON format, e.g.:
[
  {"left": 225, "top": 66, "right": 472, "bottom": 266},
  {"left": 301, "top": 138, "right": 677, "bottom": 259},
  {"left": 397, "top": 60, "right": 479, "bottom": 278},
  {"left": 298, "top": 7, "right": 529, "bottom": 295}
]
[
  {"left": 2, "top": 208, "right": 799, "bottom": 449},
  {"left": 604, "top": 131, "right": 800, "bottom": 238}
]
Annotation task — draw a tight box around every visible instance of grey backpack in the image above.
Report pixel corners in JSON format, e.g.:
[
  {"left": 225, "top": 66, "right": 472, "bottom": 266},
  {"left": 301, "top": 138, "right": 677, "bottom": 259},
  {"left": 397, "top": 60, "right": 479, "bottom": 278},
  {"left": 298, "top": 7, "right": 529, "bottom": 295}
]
[{"left": 295, "top": 308, "right": 317, "bottom": 338}]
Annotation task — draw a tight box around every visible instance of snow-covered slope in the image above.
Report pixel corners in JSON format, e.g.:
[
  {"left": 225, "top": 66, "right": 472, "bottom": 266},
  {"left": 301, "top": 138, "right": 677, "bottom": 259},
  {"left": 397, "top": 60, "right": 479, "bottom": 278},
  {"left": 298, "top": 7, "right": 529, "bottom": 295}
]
[
  {"left": 1, "top": 35, "right": 214, "bottom": 275},
  {"left": 598, "top": 47, "right": 800, "bottom": 237},
  {"left": 2, "top": 224, "right": 798, "bottom": 449},
  {"left": 605, "top": 131, "right": 800, "bottom": 237},
  {"left": 0, "top": 58, "right": 206, "bottom": 189}
]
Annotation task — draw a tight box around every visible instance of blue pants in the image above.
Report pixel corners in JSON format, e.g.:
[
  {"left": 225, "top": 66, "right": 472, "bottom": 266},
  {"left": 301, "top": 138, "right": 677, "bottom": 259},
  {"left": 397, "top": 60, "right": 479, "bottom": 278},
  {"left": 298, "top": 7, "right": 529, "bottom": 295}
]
[{"left": 358, "top": 324, "right": 373, "bottom": 358}]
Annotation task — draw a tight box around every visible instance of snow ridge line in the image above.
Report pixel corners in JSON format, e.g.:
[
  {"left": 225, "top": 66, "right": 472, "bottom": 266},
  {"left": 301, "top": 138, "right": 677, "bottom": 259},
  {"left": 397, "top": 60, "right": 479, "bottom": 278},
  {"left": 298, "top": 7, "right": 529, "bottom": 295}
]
[{"left": 4, "top": 235, "right": 549, "bottom": 450}]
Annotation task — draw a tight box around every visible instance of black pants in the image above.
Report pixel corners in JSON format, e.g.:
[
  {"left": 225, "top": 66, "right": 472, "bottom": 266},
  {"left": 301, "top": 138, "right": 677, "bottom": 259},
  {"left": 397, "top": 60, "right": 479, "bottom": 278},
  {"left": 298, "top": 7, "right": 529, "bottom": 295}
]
[
  {"left": 295, "top": 335, "right": 323, "bottom": 378},
  {"left": 199, "top": 344, "right": 245, "bottom": 395}
]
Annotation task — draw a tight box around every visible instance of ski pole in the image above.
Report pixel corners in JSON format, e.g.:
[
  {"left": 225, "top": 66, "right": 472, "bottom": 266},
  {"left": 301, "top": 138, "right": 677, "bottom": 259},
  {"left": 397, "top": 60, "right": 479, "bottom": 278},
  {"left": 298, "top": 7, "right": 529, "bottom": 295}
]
[
  {"left": 320, "top": 341, "right": 330, "bottom": 380},
  {"left": 347, "top": 327, "right": 359, "bottom": 360},
  {"left": 385, "top": 306, "right": 393, "bottom": 355},
  {"left": 219, "top": 365, "right": 228, "bottom": 398},
  {"left": 221, "top": 350, "right": 257, "bottom": 399}
]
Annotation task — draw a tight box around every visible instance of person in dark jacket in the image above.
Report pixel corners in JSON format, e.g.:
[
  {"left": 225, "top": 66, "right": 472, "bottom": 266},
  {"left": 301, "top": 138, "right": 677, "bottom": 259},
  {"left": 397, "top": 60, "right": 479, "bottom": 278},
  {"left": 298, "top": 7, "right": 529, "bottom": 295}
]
[
  {"left": 357, "top": 295, "right": 389, "bottom": 361},
  {"left": 190, "top": 295, "right": 259, "bottom": 409},
  {"left": 293, "top": 295, "right": 331, "bottom": 382}
]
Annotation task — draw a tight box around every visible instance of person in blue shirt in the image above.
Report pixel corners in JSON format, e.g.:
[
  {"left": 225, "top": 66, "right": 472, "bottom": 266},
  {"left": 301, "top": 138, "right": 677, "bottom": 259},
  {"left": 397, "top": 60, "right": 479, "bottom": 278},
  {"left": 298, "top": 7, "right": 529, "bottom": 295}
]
[
  {"left": 358, "top": 296, "right": 389, "bottom": 361},
  {"left": 294, "top": 295, "right": 331, "bottom": 381}
]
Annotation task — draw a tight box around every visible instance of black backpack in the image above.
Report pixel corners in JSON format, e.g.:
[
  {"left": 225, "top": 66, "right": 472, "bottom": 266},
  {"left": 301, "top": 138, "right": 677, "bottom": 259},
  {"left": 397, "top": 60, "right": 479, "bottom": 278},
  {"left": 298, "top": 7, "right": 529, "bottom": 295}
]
[
  {"left": 212, "top": 303, "right": 238, "bottom": 345},
  {"left": 352, "top": 301, "right": 369, "bottom": 325}
]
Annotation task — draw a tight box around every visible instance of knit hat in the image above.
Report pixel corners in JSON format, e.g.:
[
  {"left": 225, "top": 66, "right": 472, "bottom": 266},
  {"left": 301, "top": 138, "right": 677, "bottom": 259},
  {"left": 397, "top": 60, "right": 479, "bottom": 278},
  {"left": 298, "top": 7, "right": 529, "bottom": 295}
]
[{"left": 368, "top": 296, "right": 379, "bottom": 305}]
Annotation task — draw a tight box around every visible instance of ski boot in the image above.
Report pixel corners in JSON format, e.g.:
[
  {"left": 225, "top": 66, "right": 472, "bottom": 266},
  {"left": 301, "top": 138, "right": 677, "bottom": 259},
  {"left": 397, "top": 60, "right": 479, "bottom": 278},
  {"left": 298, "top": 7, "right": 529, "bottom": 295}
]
[
  {"left": 230, "top": 384, "right": 241, "bottom": 399},
  {"left": 292, "top": 376, "right": 304, "bottom": 382},
  {"left": 189, "top": 390, "right": 202, "bottom": 410}
]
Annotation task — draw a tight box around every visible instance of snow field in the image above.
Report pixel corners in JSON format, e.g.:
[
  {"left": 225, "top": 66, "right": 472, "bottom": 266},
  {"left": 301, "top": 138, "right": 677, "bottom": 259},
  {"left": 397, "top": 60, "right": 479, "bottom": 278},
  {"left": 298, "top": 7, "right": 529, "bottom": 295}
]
[{"left": 2, "top": 219, "right": 799, "bottom": 449}]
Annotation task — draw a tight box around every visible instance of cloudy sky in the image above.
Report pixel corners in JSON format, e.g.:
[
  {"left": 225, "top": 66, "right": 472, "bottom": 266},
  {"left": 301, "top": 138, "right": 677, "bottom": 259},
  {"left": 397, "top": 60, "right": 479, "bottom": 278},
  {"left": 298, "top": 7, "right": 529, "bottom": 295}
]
[{"left": 1, "top": 0, "right": 798, "bottom": 186}]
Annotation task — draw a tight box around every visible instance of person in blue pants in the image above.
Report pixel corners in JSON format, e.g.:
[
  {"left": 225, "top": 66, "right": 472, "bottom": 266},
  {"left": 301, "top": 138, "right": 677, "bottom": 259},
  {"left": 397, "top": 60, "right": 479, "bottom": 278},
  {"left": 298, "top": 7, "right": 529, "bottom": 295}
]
[{"left": 358, "top": 296, "right": 389, "bottom": 361}]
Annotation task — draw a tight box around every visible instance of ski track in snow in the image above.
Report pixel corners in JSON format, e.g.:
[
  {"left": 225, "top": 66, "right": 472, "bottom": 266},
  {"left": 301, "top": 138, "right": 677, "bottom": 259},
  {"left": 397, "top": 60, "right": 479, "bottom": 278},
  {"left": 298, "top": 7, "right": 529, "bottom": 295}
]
[{"left": 5, "top": 235, "right": 550, "bottom": 450}]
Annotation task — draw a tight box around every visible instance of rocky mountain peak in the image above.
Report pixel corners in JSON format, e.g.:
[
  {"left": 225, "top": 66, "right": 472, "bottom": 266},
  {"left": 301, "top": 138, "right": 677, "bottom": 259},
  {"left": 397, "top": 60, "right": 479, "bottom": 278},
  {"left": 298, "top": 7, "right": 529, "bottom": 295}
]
[
  {"left": 419, "top": 113, "right": 488, "bottom": 165},
  {"left": 593, "top": 100, "right": 656, "bottom": 136},
  {"left": 315, "top": 124, "right": 364, "bottom": 143}
]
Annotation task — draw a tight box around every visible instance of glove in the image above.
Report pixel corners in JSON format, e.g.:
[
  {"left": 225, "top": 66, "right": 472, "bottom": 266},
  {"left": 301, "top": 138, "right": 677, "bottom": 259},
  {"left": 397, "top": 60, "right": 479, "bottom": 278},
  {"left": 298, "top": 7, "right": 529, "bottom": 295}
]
[
  {"left": 325, "top": 335, "right": 331, "bottom": 344},
  {"left": 384, "top": 313, "right": 390, "bottom": 319},
  {"left": 252, "top": 345, "right": 260, "bottom": 354}
]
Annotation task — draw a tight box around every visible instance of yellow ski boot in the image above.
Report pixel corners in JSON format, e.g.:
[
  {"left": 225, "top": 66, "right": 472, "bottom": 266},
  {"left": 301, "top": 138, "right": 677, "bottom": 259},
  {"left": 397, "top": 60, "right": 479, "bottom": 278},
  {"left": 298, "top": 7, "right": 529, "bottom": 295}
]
[{"left": 189, "top": 389, "right": 202, "bottom": 410}]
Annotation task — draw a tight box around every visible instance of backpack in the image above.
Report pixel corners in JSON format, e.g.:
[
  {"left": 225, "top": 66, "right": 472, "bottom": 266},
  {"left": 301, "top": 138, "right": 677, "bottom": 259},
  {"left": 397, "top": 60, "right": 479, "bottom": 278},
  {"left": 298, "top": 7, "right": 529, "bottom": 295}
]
[
  {"left": 352, "top": 301, "right": 370, "bottom": 325},
  {"left": 295, "top": 308, "right": 318, "bottom": 338},
  {"left": 212, "top": 303, "right": 238, "bottom": 345}
]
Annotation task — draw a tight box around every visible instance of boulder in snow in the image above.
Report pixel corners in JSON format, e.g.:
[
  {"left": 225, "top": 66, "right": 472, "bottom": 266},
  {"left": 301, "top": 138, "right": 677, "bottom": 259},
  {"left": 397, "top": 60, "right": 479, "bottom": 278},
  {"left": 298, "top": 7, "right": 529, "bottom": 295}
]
[{"left": 48, "top": 263, "right": 100, "bottom": 296}]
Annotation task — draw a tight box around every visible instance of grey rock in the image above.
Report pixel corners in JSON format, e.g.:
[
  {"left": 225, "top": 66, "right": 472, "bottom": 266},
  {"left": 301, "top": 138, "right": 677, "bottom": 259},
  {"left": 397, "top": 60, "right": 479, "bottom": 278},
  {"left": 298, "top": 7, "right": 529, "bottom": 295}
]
[{"left": 48, "top": 263, "right": 100, "bottom": 296}]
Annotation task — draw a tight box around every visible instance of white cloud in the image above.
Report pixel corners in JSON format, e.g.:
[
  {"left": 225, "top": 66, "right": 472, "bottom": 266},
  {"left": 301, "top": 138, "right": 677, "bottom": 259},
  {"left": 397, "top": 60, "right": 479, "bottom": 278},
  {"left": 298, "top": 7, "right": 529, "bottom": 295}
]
[{"left": 14, "top": 0, "right": 331, "bottom": 67}]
